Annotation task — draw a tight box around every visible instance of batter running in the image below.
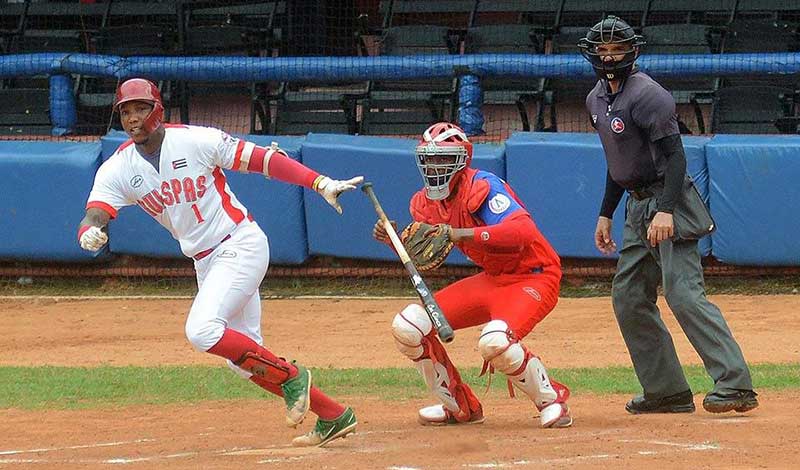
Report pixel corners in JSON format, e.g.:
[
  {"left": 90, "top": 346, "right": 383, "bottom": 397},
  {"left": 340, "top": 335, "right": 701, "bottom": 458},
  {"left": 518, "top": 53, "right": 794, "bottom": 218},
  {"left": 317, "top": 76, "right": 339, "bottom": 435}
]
[{"left": 78, "top": 78, "right": 361, "bottom": 447}]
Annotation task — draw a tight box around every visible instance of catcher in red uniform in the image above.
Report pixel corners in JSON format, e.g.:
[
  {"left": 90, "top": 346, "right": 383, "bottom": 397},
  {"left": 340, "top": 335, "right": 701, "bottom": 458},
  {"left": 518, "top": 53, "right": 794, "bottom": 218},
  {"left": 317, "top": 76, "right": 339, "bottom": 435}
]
[{"left": 373, "top": 122, "right": 572, "bottom": 428}]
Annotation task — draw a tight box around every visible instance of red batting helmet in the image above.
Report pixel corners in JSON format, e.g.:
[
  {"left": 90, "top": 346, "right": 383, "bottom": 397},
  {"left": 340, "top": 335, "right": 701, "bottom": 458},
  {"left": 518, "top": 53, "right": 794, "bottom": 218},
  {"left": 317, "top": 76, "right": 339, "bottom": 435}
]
[
  {"left": 415, "top": 122, "right": 473, "bottom": 200},
  {"left": 114, "top": 78, "right": 164, "bottom": 134}
]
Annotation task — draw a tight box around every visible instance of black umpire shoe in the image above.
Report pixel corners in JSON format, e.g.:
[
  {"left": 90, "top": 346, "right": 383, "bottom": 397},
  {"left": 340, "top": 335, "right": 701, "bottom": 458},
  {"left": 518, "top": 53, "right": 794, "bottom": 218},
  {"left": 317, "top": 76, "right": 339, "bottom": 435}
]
[
  {"left": 625, "top": 390, "right": 695, "bottom": 414},
  {"left": 702, "top": 389, "right": 759, "bottom": 413}
]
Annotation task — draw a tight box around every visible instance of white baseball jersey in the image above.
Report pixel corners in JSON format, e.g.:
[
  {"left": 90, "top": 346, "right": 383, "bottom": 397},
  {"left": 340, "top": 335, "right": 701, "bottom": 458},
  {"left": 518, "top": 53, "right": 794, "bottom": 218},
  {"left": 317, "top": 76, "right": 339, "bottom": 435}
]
[{"left": 87, "top": 124, "right": 256, "bottom": 257}]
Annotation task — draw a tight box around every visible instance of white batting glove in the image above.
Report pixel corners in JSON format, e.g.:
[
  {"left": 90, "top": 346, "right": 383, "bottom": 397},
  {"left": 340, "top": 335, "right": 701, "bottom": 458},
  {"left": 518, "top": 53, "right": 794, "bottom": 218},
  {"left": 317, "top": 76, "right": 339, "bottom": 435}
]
[
  {"left": 313, "top": 175, "right": 364, "bottom": 214},
  {"left": 79, "top": 226, "right": 108, "bottom": 252}
]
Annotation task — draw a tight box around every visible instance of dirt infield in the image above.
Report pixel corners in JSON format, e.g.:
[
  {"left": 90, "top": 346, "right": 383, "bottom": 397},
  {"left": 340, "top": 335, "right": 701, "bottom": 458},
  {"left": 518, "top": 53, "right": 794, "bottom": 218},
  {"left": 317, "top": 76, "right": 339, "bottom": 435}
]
[{"left": 1, "top": 295, "right": 798, "bottom": 469}]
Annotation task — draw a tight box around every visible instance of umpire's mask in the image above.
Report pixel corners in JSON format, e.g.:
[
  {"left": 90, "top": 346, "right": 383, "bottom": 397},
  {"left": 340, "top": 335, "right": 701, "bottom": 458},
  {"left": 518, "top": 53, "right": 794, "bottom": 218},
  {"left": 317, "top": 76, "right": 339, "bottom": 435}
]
[{"left": 578, "top": 16, "right": 645, "bottom": 82}]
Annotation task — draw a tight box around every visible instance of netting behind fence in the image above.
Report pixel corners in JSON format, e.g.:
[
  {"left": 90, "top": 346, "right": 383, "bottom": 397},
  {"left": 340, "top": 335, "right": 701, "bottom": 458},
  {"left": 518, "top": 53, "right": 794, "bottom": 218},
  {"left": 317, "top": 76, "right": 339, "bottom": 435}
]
[{"left": 3, "top": 0, "right": 800, "bottom": 140}]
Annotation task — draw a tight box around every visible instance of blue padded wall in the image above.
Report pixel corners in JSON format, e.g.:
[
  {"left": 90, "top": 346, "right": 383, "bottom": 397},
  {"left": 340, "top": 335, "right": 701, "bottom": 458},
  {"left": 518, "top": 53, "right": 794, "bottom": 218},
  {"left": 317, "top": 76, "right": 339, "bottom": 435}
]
[
  {"left": 1, "top": 141, "right": 102, "bottom": 261},
  {"left": 505, "top": 132, "right": 626, "bottom": 259},
  {"left": 707, "top": 135, "right": 800, "bottom": 265},
  {"left": 683, "top": 136, "right": 712, "bottom": 256},
  {"left": 301, "top": 133, "right": 505, "bottom": 265},
  {"left": 505, "top": 133, "right": 711, "bottom": 259},
  {"left": 99, "top": 131, "right": 308, "bottom": 263}
]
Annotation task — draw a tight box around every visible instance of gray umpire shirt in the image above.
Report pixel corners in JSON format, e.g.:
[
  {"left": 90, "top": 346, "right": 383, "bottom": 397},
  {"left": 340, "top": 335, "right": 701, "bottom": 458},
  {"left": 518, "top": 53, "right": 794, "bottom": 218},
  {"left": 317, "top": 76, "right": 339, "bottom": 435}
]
[{"left": 586, "top": 70, "right": 680, "bottom": 189}]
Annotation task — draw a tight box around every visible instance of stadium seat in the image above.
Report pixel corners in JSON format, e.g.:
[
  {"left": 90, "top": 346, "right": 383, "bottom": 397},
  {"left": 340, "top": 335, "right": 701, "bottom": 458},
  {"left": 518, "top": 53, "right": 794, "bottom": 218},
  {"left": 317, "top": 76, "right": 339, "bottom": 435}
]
[
  {"left": 361, "top": 24, "right": 458, "bottom": 135},
  {"left": 733, "top": 0, "right": 800, "bottom": 25},
  {"left": 471, "top": 0, "right": 562, "bottom": 34},
  {"left": 464, "top": 24, "right": 543, "bottom": 53},
  {"left": 7, "top": 30, "right": 85, "bottom": 54},
  {"left": 544, "top": 27, "right": 598, "bottom": 132},
  {"left": 275, "top": 91, "right": 358, "bottom": 136},
  {"left": 0, "top": 88, "right": 51, "bottom": 136},
  {"left": 378, "top": 0, "right": 476, "bottom": 29},
  {"left": 360, "top": 90, "right": 446, "bottom": 136},
  {"left": 181, "top": 10, "right": 269, "bottom": 128},
  {"left": 721, "top": 19, "right": 799, "bottom": 54},
  {"left": 464, "top": 24, "right": 546, "bottom": 131},
  {"left": 188, "top": 1, "right": 285, "bottom": 30},
  {"left": 0, "top": 2, "right": 25, "bottom": 38},
  {"left": 93, "top": 24, "right": 177, "bottom": 56},
  {"left": 184, "top": 25, "right": 264, "bottom": 56},
  {"left": 642, "top": 24, "right": 717, "bottom": 132},
  {"left": 643, "top": 0, "right": 737, "bottom": 27},
  {"left": 711, "top": 85, "right": 796, "bottom": 134},
  {"left": 558, "top": 0, "right": 647, "bottom": 29},
  {"left": 720, "top": 19, "right": 799, "bottom": 89},
  {"left": 6, "top": 1, "right": 105, "bottom": 40}
]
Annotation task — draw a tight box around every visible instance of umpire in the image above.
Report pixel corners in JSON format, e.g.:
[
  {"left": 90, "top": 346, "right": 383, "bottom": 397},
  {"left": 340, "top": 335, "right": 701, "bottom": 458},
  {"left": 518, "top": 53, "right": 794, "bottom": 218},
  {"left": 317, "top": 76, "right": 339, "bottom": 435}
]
[{"left": 578, "top": 16, "right": 758, "bottom": 414}]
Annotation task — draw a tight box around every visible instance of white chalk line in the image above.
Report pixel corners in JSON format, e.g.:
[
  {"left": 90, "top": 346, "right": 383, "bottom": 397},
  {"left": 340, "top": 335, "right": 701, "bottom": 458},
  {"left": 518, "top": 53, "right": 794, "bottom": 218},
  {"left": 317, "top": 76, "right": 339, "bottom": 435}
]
[
  {"left": 463, "top": 438, "right": 721, "bottom": 468},
  {"left": 0, "top": 452, "right": 197, "bottom": 465},
  {"left": 0, "top": 438, "right": 156, "bottom": 456},
  {"left": 618, "top": 438, "right": 722, "bottom": 451},
  {"left": 105, "top": 452, "right": 198, "bottom": 464},
  {"left": 464, "top": 454, "right": 615, "bottom": 468}
]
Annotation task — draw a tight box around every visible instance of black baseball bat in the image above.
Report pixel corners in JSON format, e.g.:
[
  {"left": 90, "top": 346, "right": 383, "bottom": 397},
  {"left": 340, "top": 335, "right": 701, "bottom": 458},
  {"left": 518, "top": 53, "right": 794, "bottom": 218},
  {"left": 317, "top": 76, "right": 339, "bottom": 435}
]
[{"left": 361, "top": 182, "right": 455, "bottom": 343}]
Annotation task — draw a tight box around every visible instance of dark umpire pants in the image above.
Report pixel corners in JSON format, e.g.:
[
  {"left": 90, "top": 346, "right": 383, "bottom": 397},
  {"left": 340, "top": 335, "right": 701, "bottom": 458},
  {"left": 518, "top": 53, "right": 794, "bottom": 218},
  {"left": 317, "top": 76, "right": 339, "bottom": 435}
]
[{"left": 612, "top": 186, "right": 753, "bottom": 398}]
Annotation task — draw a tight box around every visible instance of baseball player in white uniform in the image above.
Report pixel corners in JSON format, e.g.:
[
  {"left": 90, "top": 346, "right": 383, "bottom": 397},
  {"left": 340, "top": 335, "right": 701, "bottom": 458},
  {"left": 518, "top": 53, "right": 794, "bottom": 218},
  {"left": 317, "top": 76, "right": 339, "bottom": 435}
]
[{"left": 78, "top": 78, "right": 360, "bottom": 447}]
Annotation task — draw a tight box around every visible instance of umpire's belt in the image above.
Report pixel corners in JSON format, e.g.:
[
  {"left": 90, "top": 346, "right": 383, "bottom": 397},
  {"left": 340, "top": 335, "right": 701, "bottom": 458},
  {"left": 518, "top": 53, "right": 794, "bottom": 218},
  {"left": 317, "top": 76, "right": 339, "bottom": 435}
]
[
  {"left": 628, "top": 188, "right": 654, "bottom": 201},
  {"left": 627, "top": 181, "right": 663, "bottom": 201}
]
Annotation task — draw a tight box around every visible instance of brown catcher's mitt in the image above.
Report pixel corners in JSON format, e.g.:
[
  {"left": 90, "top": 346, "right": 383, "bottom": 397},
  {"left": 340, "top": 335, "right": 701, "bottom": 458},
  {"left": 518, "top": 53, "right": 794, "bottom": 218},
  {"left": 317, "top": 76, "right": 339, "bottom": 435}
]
[{"left": 400, "top": 222, "right": 454, "bottom": 271}]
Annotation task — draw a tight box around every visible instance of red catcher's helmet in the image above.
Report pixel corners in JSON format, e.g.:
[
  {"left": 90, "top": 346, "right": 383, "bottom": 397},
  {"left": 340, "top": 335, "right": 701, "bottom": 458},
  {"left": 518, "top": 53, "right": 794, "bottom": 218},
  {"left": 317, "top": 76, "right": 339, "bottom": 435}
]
[
  {"left": 114, "top": 78, "right": 164, "bottom": 134},
  {"left": 415, "top": 122, "right": 473, "bottom": 200}
]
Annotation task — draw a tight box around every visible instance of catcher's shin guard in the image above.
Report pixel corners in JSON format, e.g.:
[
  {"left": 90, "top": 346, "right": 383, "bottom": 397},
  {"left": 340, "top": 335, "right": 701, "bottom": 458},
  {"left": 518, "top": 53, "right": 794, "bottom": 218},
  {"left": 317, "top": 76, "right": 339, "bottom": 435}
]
[
  {"left": 393, "top": 304, "right": 483, "bottom": 424},
  {"left": 479, "top": 320, "right": 572, "bottom": 428}
]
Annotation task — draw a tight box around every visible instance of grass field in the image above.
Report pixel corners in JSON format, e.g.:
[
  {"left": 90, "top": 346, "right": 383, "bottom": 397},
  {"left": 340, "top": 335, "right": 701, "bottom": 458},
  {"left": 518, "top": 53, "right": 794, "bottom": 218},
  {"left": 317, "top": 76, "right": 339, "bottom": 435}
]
[{"left": 2, "top": 363, "right": 797, "bottom": 410}]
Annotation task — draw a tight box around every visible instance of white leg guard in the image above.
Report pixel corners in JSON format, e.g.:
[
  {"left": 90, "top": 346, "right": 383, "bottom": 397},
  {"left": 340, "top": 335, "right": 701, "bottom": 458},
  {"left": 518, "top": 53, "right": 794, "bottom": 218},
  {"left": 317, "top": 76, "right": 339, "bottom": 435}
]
[
  {"left": 392, "top": 304, "right": 432, "bottom": 361},
  {"left": 392, "top": 304, "right": 459, "bottom": 414},
  {"left": 479, "top": 320, "right": 572, "bottom": 428}
]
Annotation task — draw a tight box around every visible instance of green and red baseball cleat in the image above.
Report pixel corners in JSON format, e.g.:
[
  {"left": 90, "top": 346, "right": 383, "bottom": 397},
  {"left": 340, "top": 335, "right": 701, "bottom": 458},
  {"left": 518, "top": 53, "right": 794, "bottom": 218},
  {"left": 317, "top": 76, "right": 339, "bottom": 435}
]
[{"left": 292, "top": 407, "right": 357, "bottom": 447}]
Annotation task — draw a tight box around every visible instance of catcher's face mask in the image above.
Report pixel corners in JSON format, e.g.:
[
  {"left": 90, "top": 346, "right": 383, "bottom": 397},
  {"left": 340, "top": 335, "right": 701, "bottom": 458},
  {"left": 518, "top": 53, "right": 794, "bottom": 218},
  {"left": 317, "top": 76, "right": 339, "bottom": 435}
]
[{"left": 415, "top": 143, "right": 468, "bottom": 201}]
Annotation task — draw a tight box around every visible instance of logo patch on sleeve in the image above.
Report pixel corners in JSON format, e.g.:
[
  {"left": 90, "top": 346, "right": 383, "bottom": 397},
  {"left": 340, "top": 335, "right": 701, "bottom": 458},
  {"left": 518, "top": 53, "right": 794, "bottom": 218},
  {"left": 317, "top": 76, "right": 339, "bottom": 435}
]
[{"left": 488, "top": 193, "right": 511, "bottom": 214}]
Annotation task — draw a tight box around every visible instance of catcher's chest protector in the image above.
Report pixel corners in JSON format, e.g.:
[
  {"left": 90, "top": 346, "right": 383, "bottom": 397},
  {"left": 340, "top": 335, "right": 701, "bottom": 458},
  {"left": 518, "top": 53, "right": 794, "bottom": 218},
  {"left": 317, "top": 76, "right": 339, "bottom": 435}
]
[{"left": 411, "top": 169, "right": 522, "bottom": 274}]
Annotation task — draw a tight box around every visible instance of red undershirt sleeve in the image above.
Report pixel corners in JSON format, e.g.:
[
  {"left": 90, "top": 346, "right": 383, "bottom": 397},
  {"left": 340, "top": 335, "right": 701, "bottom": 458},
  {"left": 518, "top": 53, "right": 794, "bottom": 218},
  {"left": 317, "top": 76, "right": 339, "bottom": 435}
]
[
  {"left": 471, "top": 211, "right": 534, "bottom": 249},
  {"left": 253, "top": 148, "right": 320, "bottom": 189}
]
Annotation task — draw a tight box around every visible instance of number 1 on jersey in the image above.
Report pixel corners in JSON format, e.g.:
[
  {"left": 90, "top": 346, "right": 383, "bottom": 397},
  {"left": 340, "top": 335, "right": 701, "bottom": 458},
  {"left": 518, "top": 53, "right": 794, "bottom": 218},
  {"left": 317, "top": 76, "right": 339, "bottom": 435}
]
[{"left": 191, "top": 203, "right": 205, "bottom": 223}]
